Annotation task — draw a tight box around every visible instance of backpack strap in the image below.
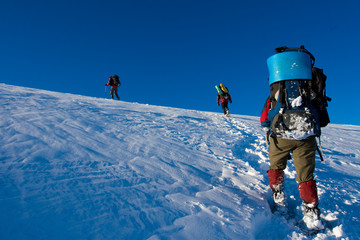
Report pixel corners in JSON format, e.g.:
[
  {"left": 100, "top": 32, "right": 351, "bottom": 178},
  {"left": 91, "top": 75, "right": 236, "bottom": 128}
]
[
  {"left": 298, "top": 80, "right": 312, "bottom": 107},
  {"left": 271, "top": 135, "right": 283, "bottom": 151},
  {"left": 274, "top": 82, "right": 289, "bottom": 134},
  {"left": 280, "top": 81, "right": 289, "bottom": 109}
]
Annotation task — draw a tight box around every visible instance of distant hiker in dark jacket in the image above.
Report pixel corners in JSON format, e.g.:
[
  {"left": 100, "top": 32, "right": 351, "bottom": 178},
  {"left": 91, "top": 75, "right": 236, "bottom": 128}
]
[
  {"left": 217, "top": 92, "right": 232, "bottom": 116},
  {"left": 105, "top": 75, "right": 120, "bottom": 100}
]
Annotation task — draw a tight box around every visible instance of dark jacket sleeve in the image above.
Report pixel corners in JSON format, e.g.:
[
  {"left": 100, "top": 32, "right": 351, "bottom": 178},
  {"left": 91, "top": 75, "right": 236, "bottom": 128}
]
[{"left": 106, "top": 79, "right": 113, "bottom": 86}]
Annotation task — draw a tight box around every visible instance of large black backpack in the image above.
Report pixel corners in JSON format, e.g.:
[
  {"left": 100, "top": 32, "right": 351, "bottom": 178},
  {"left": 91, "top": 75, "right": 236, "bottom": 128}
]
[
  {"left": 113, "top": 75, "right": 121, "bottom": 87},
  {"left": 310, "top": 67, "right": 331, "bottom": 127}
]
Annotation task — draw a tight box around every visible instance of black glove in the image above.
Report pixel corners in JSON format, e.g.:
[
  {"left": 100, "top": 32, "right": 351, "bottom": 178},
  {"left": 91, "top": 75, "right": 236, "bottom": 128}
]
[{"left": 105, "top": 84, "right": 107, "bottom": 86}]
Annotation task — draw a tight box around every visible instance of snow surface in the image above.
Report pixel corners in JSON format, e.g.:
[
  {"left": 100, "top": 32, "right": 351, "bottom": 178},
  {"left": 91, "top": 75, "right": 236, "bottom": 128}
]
[{"left": 1, "top": 83, "right": 359, "bottom": 240}]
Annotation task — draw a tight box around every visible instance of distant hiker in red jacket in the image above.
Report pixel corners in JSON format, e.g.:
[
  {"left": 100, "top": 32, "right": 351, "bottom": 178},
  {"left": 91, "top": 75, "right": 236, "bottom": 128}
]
[
  {"left": 105, "top": 75, "right": 120, "bottom": 100},
  {"left": 217, "top": 92, "right": 232, "bottom": 116}
]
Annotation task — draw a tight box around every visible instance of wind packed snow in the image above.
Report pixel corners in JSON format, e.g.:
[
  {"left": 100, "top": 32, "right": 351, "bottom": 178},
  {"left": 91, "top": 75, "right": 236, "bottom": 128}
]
[{"left": 1, "top": 83, "right": 359, "bottom": 240}]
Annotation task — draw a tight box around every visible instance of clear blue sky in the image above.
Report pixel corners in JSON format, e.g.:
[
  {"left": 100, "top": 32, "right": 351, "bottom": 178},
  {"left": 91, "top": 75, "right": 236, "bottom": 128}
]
[{"left": 1, "top": 0, "right": 359, "bottom": 125}]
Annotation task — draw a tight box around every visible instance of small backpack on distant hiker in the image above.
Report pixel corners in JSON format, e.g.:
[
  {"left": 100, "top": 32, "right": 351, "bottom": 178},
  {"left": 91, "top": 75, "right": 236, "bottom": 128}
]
[
  {"left": 263, "top": 46, "right": 331, "bottom": 140},
  {"left": 215, "top": 83, "right": 229, "bottom": 97}
]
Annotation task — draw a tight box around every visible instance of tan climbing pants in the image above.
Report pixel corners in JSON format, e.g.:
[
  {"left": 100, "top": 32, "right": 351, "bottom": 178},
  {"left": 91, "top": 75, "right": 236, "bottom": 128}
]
[{"left": 268, "top": 136, "right": 317, "bottom": 184}]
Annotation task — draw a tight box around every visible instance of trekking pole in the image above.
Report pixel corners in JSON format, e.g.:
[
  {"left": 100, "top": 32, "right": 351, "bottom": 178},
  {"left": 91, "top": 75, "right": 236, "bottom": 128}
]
[
  {"left": 316, "top": 137, "right": 325, "bottom": 161},
  {"left": 105, "top": 85, "right": 107, "bottom": 99}
]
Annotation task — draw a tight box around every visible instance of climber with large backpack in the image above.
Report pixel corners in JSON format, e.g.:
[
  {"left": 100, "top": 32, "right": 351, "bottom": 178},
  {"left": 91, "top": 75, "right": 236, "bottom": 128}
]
[
  {"left": 260, "top": 46, "right": 331, "bottom": 230},
  {"left": 215, "top": 83, "right": 232, "bottom": 116},
  {"left": 105, "top": 75, "right": 121, "bottom": 100}
]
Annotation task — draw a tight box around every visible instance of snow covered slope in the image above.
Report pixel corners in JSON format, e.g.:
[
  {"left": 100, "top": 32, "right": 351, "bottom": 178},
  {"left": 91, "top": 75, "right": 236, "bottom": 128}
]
[{"left": 1, "top": 83, "right": 359, "bottom": 239}]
